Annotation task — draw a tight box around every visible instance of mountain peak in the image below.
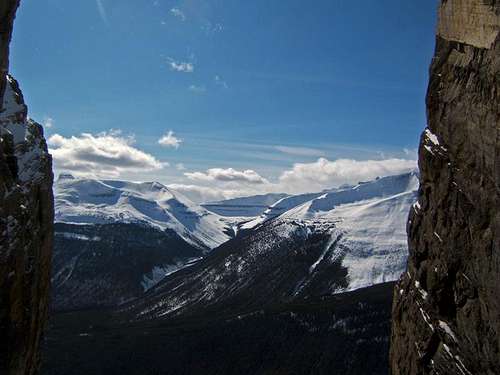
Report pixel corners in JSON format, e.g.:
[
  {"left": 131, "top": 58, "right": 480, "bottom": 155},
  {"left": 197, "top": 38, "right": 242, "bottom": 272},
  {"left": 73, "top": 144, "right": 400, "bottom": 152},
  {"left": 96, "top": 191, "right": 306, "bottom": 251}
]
[{"left": 54, "top": 176, "right": 234, "bottom": 250}]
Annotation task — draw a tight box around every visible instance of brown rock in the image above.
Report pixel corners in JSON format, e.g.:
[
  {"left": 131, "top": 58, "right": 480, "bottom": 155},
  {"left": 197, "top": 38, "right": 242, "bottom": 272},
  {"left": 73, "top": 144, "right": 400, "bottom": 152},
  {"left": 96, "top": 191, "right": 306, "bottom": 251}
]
[
  {"left": 390, "top": 1, "right": 500, "bottom": 374},
  {"left": 0, "top": 1, "right": 54, "bottom": 374}
]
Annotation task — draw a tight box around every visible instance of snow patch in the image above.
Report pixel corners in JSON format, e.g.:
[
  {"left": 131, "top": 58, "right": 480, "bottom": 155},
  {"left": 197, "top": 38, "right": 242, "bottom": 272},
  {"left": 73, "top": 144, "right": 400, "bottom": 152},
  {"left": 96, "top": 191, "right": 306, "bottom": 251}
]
[
  {"left": 415, "top": 280, "right": 429, "bottom": 300},
  {"left": 55, "top": 232, "right": 101, "bottom": 241},
  {"left": 425, "top": 128, "right": 440, "bottom": 146},
  {"left": 141, "top": 258, "right": 201, "bottom": 291},
  {"left": 439, "top": 320, "right": 457, "bottom": 342}
]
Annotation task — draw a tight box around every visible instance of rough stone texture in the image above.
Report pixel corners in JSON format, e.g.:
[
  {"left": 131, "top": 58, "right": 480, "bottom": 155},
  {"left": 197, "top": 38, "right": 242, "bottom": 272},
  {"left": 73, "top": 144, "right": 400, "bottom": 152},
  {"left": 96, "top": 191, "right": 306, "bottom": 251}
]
[
  {"left": 438, "top": 0, "right": 500, "bottom": 49},
  {"left": 0, "top": 0, "right": 19, "bottom": 107},
  {"left": 0, "top": 1, "right": 54, "bottom": 374},
  {"left": 390, "top": 1, "right": 500, "bottom": 375}
]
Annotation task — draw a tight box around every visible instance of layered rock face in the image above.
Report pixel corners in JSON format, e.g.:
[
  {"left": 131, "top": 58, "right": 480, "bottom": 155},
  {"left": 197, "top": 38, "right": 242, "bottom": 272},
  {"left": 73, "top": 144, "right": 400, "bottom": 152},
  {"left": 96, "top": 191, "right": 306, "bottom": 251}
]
[
  {"left": 0, "top": 1, "right": 54, "bottom": 374},
  {"left": 390, "top": 1, "right": 500, "bottom": 374}
]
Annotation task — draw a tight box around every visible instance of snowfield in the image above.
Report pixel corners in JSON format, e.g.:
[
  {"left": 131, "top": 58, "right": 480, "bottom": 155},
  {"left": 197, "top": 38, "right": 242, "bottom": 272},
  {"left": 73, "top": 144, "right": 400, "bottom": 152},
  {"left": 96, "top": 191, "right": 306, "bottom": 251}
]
[
  {"left": 54, "top": 175, "right": 238, "bottom": 250},
  {"left": 281, "top": 172, "right": 419, "bottom": 291}
]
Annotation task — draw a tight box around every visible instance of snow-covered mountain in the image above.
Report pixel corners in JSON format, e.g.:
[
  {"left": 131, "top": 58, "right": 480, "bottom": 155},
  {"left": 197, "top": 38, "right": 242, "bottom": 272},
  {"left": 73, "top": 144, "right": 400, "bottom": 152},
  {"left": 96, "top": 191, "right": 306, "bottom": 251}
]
[
  {"left": 52, "top": 172, "right": 417, "bottom": 313},
  {"left": 122, "top": 172, "right": 418, "bottom": 320},
  {"left": 52, "top": 175, "right": 241, "bottom": 310},
  {"left": 55, "top": 174, "right": 236, "bottom": 250},
  {"left": 281, "top": 172, "right": 419, "bottom": 290},
  {"left": 240, "top": 191, "right": 326, "bottom": 229}
]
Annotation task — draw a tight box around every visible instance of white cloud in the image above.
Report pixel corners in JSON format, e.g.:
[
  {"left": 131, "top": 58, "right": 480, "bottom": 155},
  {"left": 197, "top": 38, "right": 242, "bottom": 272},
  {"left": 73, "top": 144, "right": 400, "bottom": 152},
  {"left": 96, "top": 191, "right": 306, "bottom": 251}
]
[
  {"left": 167, "top": 58, "right": 194, "bottom": 73},
  {"left": 185, "top": 167, "right": 268, "bottom": 184},
  {"left": 188, "top": 84, "right": 206, "bottom": 93},
  {"left": 176, "top": 157, "right": 416, "bottom": 202},
  {"left": 275, "top": 145, "right": 325, "bottom": 157},
  {"left": 96, "top": 0, "right": 108, "bottom": 24},
  {"left": 170, "top": 7, "right": 186, "bottom": 21},
  {"left": 176, "top": 163, "right": 186, "bottom": 171},
  {"left": 158, "top": 130, "right": 182, "bottom": 149},
  {"left": 48, "top": 130, "right": 165, "bottom": 178},
  {"left": 278, "top": 157, "right": 417, "bottom": 194},
  {"left": 167, "top": 184, "right": 239, "bottom": 203}
]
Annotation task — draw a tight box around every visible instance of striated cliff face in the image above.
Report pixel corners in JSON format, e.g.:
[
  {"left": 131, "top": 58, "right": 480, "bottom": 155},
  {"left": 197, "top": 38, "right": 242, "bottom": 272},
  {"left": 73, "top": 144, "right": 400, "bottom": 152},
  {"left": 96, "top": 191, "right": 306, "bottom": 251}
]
[
  {"left": 390, "top": 1, "right": 500, "bottom": 375},
  {"left": 0, "top": 1, "right": 54, "bottom": 374}
]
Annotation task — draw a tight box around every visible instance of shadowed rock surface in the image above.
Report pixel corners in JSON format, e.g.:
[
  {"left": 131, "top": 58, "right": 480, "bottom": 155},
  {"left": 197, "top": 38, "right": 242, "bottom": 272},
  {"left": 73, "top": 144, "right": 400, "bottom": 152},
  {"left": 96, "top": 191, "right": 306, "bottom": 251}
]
[
  {"left": 390, "top": 1, "right": 500, "bottom": 374},
  {"left": 0, "top": 1, "right": 54, "bottom": 374},
  {"left": 0, "top": 0, "right": 19, "bottom": 100}
]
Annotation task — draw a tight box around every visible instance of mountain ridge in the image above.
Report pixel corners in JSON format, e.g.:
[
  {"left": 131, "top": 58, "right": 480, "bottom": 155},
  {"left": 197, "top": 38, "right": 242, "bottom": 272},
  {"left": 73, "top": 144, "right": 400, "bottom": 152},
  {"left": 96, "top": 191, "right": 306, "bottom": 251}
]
[
  {"left": 118, "top": 172, "right": 418, "bottom": 321},
  {"left": 55, "top": 175, "right": 236, "bottom": 250}
]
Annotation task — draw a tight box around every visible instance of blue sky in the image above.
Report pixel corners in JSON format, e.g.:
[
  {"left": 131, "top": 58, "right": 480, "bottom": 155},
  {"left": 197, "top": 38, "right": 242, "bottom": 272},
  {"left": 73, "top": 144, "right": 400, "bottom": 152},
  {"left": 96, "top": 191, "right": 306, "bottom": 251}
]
[{"left": 10, "top": 0, "right": 437, "bottom": 202}]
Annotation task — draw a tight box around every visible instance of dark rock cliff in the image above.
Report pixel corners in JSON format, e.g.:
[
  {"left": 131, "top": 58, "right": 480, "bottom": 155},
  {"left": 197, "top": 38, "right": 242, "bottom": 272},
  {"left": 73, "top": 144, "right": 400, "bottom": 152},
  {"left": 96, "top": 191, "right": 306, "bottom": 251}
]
[
  {"left": 0, "top": 1, "right": 54, "bottom": 374},
  {"left": 0, "top": 0, "right": 19, "bottom": 102},
  {"left": 390, "top": 1, "right": 500, "bottom": 374}
]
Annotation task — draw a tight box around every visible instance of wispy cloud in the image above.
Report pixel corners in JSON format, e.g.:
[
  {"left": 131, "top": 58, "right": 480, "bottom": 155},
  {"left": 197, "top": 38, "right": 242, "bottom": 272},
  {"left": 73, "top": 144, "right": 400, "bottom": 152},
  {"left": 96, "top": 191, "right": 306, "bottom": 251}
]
[
  {"left": 170, "top": 7, "right": 186, "bottom": 21},
  {"left": 48, "top": 130, "right": 165, "bottom": 178},
  {"left": 167, "top": 58, "right": 194, "bottom": 73},
  {"left": 214, "top": 75, "right": 228, "bottom": 89},
  {"left": 95, "top": 0, "right": 108, "bottom": 24},
  {"left": 275, "top": 145, "right": 325, "bottom": 157},
  {"left": 158, "top": 130, "right": 183, "bottom": 149},
  {"left": 403, "top": 148, "right": 418, "bottom": 158},
  {"left": 43, "top": 117, "right": 54, "bottom": 129},
  {"left": 188, "top": 84, "right": 206, "bottom": 93},
  {"left": 202, "top": 21, "right": 224, "bottom": 35}
]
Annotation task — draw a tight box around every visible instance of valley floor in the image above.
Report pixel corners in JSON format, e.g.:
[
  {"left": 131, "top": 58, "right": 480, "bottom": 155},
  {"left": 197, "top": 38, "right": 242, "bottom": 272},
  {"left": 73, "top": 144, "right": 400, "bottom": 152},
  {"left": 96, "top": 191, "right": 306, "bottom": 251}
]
[{"left": 41, "top": 282, "right": 394, "bottom": 375}]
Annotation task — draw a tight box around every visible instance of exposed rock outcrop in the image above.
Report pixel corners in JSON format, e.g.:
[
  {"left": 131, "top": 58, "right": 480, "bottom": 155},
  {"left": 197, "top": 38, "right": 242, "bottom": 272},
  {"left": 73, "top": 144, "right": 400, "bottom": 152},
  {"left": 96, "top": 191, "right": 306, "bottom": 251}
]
[
  {"left": 390, "top": 1, "right": 500, "bottom": 374},
  {"left": 0, "top": 0, "right": 19, "bottom": 102},
  {"left": 0, "top": 1, "right": 54, "bottom": 374}
]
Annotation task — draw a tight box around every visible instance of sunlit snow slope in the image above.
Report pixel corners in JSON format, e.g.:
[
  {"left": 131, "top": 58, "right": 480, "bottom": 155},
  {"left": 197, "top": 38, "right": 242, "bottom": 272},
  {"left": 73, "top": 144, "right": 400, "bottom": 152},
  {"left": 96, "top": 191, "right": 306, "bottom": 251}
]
[
  {"left": 282, "top": 172, "right": 419, "bottom": 290},
  {"left": 123, "top": 172, "right": 418, "bottom": 319},
  {"left": 54, "top": 175, "right": 234, "bottom": 250}
]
